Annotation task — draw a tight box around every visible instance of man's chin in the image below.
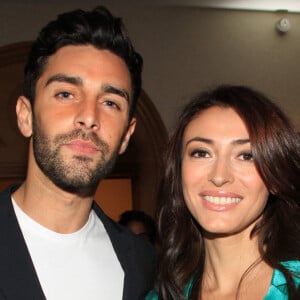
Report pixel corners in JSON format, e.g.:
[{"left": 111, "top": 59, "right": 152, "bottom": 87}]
[{"left": 53, "top": 178, "right": 99, "bottom": 197}]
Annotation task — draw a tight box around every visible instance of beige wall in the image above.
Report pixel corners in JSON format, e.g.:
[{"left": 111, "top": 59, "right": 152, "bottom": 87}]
[
  {"left": 123, "top": 5, "right": 300, "bottom": 132},
  {"left": 0, "top": 1, "right": 299, "bottom": 131}
]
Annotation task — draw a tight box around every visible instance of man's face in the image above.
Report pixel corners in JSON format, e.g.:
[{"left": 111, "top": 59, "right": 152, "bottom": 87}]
[{"left": 18, "top": 45, "right": 135, "bottom": 195}]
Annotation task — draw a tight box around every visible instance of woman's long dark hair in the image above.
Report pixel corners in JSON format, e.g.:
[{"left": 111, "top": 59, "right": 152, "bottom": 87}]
[{"left": 155, "top": 85, "right": 300, "bottom": 299}]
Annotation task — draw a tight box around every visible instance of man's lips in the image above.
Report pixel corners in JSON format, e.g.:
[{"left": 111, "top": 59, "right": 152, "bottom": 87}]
[{"left": 64, "top": 140, "right": 100, "bottom": 155}]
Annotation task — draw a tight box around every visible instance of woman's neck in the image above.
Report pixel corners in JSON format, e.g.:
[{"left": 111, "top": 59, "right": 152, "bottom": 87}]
[{"left": 200, "top": 231, "right": 272, "bottom": 299}]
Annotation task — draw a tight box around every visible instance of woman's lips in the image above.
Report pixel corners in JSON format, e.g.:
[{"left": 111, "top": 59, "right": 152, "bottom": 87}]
[
  {"left": 203, "top": 195, "right": 241, "bottom": 205},
  {"left": 200, "top": 191, "right": 242, "bottom": 211}
]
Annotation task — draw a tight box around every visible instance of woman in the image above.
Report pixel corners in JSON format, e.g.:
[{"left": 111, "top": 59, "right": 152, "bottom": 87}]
[{"left": 147, "top": 85, "right": 300, "bottom": 299}]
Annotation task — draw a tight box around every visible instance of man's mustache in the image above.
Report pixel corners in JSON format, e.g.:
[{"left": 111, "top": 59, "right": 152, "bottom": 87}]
[{"left": 53, "top": 129, "right": 109, "bottom": 152}]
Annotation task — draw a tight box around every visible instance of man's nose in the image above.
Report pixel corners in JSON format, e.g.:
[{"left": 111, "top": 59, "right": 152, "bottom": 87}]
[{"left": 74, "top": 100, "right": 99, "bottom": 130}]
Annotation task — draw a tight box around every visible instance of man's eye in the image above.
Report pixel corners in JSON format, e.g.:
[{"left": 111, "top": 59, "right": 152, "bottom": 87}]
[
  {"left": 104, "top": 100, "right": 120, "bottom": 110},
  {"left": 238, "top": 152, "right": 253, "bottom": 161},
  {"left": 57, "top": 91, "right": 73, "bottom": 99}
]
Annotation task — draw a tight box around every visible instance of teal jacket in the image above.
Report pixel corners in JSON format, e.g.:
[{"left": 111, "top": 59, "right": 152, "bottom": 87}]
[{"left": 146, "top": 260, "right": 300, "bottom": 300}]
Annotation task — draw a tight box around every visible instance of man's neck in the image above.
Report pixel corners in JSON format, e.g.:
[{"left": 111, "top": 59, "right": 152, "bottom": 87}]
[{"left": 12, "top": 176, "right": 94, "bottom": 234}]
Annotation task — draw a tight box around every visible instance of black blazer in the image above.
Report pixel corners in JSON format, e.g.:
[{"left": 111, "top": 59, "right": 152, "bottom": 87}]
[{"left": 0, "top": 185, "right": 155, "bottom": 299}]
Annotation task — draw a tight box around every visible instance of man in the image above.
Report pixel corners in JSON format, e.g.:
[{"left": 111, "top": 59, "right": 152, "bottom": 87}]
[{"left": 0, "top": 6, "right": 155, "bottom": 300}]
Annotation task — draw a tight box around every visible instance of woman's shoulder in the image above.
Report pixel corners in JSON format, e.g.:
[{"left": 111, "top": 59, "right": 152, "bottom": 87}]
[
  {"left": 281, "top": 260, "right": 300, "bottom": 272},
  {"left": 145, "top": 277, "right": 193, "bottom": 300},
  {"left": 280, "top": 260, "right": 300, "bottom": 286},
  {"left": 279, "top": 260, "right": 300, "bottom": 286},
  {"left": 264, "top": 260, "right": 300, "bottom": 300},
  {"left": 273, "top": 260, "right": 300, "bottom": 287},
  {"left": 145, "top": 290, "right": 158, "bottom": 300}
]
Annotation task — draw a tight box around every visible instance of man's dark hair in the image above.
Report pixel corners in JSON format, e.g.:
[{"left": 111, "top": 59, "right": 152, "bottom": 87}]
[{"left": 23, "top": 6, "right": 142, "bottom": 118}]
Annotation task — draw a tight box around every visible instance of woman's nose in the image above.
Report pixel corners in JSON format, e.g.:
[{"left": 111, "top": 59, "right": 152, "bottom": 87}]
[{"left": 208, "top": 158, "right": 234, "bottom": 186}]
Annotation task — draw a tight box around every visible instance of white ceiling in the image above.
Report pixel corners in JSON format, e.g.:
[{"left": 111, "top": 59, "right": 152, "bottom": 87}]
[{"left": 151, "top": 0, "right": 300, "bottom": 13}]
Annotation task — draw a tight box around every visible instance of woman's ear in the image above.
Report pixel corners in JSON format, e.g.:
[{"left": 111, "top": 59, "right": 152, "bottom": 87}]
[
  {"left": 119, "top": 117, "right": 136, "bottom": 154},
  {"left": 16, "top": 96, "right": 33, "bottom": 137}
]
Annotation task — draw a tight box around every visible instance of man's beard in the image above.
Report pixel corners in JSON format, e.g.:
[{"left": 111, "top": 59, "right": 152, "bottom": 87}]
[{"left": 32, "top": 119, "right": 121, "bottom": 197}]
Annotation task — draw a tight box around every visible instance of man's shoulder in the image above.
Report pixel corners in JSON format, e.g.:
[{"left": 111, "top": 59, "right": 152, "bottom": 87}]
[
  {"left": 0, "top": 184, "right": 17, "bottom": 214},
  {"left": 92, "top": 201, "right": 155, "bottom": 253},
  {"left": 92, "top": 202, "right": 156, "bottom": 295},
  {"left": 0, "top": 184, "right": 19, "bottom": 199}
]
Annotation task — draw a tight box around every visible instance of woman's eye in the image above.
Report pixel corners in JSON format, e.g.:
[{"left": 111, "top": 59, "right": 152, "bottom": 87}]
[
  {"left": 238, "top": 152, "right": 253, "bottom": 161},
  {"left": 190, "top": 149, "right": 210, "bottom": 158}
]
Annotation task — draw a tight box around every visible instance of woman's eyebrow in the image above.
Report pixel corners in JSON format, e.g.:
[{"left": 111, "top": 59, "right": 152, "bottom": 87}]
[
  {"left": 185, "top": 137, "right": 250, "bottom": 146},
  {"left": 232, "top": 139, "right": 250, "bottom": 145},
  {"left": 185, "top": 137, "right": 213, "bottom": 146}
]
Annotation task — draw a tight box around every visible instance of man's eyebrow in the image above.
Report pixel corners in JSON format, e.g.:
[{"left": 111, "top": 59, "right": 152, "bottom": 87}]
[
  {"left": 102, "top": 84, "right": 130, "bottom": 102},
  {"left": 45, "top": 74, "right": 130, "bottom": 102},
  {"left": 45, "top": 74, "right": 83, "bottom": 87},
  {"left": 185, "top": 137, "right": 250, "bottom": 146}
]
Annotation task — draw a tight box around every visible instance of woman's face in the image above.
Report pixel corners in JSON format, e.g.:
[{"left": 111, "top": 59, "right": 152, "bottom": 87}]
[{"left": 181, "top": 106, "right": 269, "bottom": 236}]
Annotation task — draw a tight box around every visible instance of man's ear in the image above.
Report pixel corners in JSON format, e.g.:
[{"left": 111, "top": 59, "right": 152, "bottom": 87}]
[
  {"left": 119, "top": 117, "right": 136, "bottom": 154},
  {"left": 16, "top": 96, "right": 33, "bottom": 137}
]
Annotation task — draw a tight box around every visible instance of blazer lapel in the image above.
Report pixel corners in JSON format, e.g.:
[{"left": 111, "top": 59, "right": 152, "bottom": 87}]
[
  {"left": 92, "top": 202, "right": 142, "bottom": 300},
  {"left": 0, "top": 185, "right": 46, "bottom": 299}
]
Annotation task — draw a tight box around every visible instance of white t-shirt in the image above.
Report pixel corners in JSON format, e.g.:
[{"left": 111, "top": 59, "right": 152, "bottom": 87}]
[{"left": 12, "top": 198, "right": 124, "bottom": 300}]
